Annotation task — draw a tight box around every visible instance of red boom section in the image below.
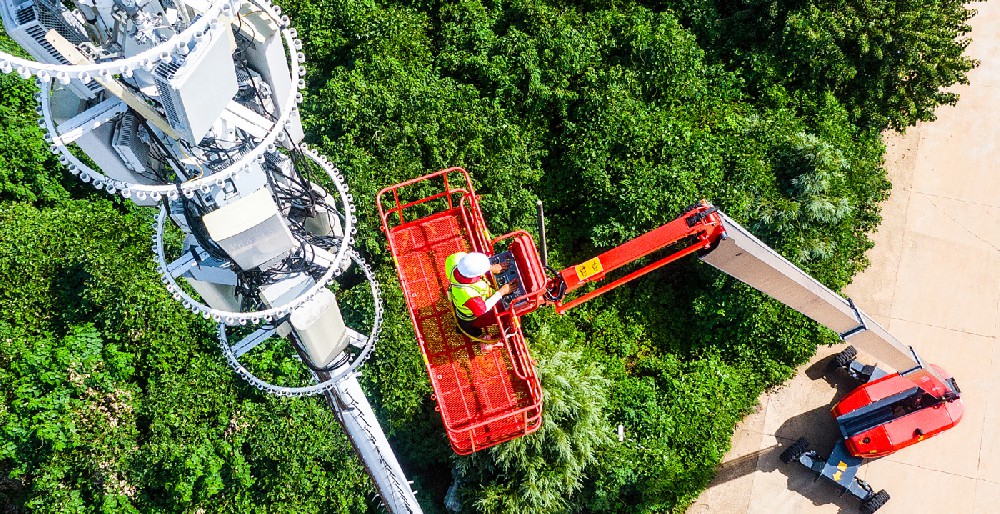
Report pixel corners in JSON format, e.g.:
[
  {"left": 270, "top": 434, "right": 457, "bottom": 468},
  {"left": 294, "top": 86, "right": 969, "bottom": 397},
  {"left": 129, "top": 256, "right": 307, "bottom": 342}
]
[
  {"left": 377, "top": 168, "right": 543, "bottom": 454},
  {"left": 553, "top": 202, "right": 726, "bottom": 313}
]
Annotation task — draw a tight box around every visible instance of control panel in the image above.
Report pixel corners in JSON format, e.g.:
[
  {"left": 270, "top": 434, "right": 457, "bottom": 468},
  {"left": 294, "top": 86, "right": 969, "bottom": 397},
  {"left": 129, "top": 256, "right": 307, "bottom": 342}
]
[{"left": 490, "top": 251, "right": 527, "bottom": 311}]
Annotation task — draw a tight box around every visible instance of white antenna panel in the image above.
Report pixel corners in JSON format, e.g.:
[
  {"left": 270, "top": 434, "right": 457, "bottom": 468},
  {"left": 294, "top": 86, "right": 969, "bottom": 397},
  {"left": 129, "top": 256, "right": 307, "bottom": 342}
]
[{"left": 153, "top": 17, "right": 238, "bottom": 144}]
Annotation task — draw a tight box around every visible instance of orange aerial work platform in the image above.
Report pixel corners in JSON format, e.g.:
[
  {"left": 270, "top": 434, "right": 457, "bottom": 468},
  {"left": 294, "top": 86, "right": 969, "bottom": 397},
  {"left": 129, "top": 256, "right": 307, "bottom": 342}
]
[{"left": 376, "top": 168, "right": 543, "bottom": 454}]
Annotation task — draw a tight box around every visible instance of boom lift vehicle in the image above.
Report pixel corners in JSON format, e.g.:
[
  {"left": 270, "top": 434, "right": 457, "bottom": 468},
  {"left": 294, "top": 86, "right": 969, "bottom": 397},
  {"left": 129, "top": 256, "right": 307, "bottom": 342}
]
[{"left": 377, "top": 168, "right": 963, "bottom": 512}]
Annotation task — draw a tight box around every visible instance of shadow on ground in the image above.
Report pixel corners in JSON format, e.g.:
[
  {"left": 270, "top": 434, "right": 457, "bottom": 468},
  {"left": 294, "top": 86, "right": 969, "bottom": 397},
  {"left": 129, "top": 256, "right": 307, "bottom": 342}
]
[
  {"left": 705, "top": 352, "right": 883, "bottom": 513},
  {"left": 773, "top": 355, "right": 883, "bottom": 513}
]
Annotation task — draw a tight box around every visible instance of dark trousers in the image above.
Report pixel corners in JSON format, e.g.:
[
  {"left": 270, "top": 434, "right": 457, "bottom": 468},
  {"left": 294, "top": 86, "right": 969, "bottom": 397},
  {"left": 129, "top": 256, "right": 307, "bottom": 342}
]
[
  {"left": 455, "top": 310, "right": 498, "bottom": 338},
  {"left": 456, "top": 316, "right": 483, "bottom": 337}
]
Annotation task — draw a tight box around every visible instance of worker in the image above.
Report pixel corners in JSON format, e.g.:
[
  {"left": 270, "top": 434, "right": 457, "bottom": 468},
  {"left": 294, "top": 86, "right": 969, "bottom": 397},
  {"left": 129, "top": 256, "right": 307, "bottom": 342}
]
[{"left": 445, "top": 251, "right": 517, "bottom": 349}]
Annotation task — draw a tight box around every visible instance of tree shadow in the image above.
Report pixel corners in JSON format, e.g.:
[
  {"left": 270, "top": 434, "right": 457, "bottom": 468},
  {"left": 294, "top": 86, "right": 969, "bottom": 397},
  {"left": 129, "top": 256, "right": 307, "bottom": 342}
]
[
  {"left": 708, "top": 445, "right": 779, "bottom": 486},
  {"left": 49, "top": 261, "right": 97, "bottom": 331}
]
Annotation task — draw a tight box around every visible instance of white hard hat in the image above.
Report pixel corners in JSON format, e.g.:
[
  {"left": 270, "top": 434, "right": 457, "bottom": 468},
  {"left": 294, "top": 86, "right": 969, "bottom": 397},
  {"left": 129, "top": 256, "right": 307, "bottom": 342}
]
[{"left": 457, "top": 252, "right": 491, "bottom": 278}]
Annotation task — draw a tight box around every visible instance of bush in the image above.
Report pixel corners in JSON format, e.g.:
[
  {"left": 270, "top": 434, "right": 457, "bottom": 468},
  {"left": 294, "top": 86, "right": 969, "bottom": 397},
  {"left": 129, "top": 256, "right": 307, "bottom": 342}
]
[{"left": 0, "top": 0, "right": 977, "bottom": 511}]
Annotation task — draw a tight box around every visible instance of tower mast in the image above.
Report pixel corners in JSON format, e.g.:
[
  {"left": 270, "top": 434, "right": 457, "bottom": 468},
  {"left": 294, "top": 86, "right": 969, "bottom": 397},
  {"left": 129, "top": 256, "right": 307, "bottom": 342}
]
[{"left": 1, "top": 1, "right": 421, "bottom": 511}]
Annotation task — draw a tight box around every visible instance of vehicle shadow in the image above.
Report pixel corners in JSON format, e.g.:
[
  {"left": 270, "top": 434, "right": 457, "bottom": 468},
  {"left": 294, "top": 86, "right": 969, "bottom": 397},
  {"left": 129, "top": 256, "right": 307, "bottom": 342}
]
[
  {"left": 765, "top": 354, "right": 874, "bottom": 513},
  {"left": 701, "top": 351, "right": 876, "bottom": 514}
]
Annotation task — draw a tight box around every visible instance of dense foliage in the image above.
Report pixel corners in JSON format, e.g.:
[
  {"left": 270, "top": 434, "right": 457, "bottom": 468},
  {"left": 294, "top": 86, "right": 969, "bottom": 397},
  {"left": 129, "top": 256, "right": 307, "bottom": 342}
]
[{"left": 0, "top": 0, "right": 978, "bottom": 512}]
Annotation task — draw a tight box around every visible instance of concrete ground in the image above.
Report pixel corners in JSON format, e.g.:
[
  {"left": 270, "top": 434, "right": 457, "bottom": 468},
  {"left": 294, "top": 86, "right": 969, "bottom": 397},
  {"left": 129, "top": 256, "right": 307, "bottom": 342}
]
[{"left": 689, "top": 3, "right": 1000, "bottom": 513}]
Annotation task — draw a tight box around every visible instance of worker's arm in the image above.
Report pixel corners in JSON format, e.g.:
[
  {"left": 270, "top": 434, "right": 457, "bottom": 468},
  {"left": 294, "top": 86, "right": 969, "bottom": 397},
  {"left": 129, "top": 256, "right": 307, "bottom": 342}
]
[
  {"left": 464, "top": 282, "right": 516, "bottom": 316},
  {"left": 482, "top": 291, "right": 505, "bottom": 311},
  {"left": 464, "top": 295, "right": 494, "bottom": 317},
  {"left": 464, "top": 297, "right": 487, "bottom": 316},
  {"left": 484, "top": 281, "right": 519, "bottom": 311}
]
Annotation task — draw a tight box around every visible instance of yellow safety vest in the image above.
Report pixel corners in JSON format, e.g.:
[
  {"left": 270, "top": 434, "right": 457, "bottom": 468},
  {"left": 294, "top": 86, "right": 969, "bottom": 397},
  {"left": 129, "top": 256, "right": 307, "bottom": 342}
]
[{"left": 445, "top": 252, "right": 493, "bottom": 321}]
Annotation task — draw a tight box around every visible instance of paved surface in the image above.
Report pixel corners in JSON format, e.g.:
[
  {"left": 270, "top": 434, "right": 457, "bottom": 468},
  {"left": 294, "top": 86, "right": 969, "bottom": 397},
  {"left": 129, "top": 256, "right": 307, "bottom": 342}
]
[{"left": 690, "top": 3, "right": 1000, "bottom": 513}]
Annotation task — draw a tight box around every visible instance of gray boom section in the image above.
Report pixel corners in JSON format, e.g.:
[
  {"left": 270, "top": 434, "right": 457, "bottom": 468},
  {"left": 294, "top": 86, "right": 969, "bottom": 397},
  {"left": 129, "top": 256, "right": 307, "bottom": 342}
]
[
  {"left": 319, "top": 372, "right": 424, "bottom": 514},
  {"left": 699, "top": 212, "right": 920, "bottom": 373}
]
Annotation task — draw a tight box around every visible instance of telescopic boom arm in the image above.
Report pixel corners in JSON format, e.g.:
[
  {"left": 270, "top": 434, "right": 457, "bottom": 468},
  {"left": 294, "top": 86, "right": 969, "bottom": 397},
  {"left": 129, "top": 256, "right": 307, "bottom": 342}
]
[
  {"left": 540, "top": 201, "right": 956, "bottom": 400},
  {"left": 551, "top": 202, "right": 725, "bottom": 313}
]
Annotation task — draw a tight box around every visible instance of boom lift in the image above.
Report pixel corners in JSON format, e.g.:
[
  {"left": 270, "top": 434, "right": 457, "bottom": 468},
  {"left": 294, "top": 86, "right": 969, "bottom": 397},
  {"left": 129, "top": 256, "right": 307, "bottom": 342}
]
[{"left": 378, "top": 169, "right": 962, "bottom": 511}]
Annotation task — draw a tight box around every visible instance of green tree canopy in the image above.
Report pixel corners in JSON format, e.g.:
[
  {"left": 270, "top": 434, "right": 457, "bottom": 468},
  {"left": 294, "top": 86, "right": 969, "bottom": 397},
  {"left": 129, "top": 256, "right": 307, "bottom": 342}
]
[{"left": 0, "top": 0, "right": 979, "bottom": 511}]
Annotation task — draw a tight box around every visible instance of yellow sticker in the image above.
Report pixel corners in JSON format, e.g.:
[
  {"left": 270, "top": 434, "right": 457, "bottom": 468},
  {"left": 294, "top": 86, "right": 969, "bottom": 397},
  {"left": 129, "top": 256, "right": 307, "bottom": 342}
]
[
  {"left": 833, "top": 470, "right": 843, "bottom": 482},
  {"left": 575, "top": 257, "right": 604, "bottom": 281},
  {"left": 837, "top": 461, "right": 848, "bottom": 471}
]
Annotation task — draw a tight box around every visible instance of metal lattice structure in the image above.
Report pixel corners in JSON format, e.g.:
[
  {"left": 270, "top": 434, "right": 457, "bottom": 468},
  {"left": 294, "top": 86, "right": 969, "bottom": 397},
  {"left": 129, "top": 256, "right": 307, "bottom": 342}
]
[{"left": 1, "top": 1, "right": 421, "bottom": 511}]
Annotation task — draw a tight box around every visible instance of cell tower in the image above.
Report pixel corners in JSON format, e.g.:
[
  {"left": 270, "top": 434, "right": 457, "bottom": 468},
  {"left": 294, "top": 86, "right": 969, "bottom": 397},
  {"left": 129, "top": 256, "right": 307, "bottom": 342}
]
[{"left": 0, "top": 1, "right": 422, "bottom": 512}]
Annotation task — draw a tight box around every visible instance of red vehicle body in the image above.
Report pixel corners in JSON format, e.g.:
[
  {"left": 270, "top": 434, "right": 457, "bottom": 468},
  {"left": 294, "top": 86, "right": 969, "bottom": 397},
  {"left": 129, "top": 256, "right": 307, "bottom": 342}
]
[{"left": 834, "top": 364, "right": 963, "bottom": 458}]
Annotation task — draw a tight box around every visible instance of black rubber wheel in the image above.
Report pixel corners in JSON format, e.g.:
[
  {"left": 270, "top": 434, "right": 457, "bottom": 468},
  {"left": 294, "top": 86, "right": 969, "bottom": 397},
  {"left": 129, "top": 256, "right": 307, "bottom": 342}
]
[
  {"left": 828, "top": 345, "right": 858, "bottom": 372},
  {"left": 860, "top": 489, "right": 890, "bottom": 514},
  {"left": 779, "top": 437, "right": 809, "bottom": 464}
]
